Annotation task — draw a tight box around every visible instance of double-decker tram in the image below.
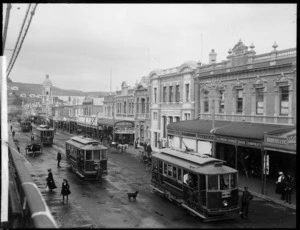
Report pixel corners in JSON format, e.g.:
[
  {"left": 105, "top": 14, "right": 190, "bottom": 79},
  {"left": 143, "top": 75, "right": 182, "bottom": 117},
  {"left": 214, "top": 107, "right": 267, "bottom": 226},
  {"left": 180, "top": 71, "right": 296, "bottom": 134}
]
[
  {"left": 20, "top": 120, "right": 32, "bottom": 132},
  {"left": 150, "top": 148, "right": 239, "bottom": 222},
  {"left": 65, "top": 136, "right": 108, "bottom": 180},
  {"left": 35, "top": 124, "right": 54, "bottom": 146}
]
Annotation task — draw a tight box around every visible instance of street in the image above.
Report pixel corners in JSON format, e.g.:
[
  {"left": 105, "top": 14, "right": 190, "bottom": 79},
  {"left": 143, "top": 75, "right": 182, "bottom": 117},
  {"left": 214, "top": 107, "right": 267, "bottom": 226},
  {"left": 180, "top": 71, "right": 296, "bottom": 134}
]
[{"left": 12, "top": 122, "right": 296, "bottom": 228}]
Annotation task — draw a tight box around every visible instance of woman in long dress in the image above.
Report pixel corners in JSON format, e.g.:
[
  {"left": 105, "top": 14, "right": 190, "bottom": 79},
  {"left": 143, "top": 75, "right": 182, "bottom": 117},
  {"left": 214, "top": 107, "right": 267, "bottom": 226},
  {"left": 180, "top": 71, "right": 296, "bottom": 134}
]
[
  {"left": 61, "top": 179, "right": 71, "bottom": 203},
  {"left": 46, "top": 168, "right": 57, "bottom": 191}
]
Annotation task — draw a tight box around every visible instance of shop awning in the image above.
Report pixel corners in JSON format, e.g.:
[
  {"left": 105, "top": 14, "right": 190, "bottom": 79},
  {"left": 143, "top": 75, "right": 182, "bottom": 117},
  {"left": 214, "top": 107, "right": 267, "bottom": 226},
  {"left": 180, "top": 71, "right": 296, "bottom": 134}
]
[
  {"left": 264, "top": 128, "right": 296, "bottom": 154},
  {"left": 97, "top": 119, "right": 134, "bottom": 128},
  {"left": 213, "top": 122, "right": 293, "bottom": 141},
  {"left": 167, "top": 119, "right": 231, "bottom": 135}
]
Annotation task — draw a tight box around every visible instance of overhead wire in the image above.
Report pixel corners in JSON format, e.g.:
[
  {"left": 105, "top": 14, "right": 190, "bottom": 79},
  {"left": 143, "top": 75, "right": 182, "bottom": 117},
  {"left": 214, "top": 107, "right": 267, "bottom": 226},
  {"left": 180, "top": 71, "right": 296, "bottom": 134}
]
[
  {"left": 7, "top": 4, "right": 38, "bottom": 79},
  {"left": 6, "top": 4, "right": 32, "bottom": 72}
]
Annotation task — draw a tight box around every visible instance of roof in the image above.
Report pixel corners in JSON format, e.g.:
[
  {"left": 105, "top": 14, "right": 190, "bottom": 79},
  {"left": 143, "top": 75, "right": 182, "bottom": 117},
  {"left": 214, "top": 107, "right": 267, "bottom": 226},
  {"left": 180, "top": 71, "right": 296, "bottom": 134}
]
[
  {"left": 97, "top": 119, "right": 134, "bottom": 127},
  {"left": 37, "top": 125, "right": 54, "bottom": 130},
  {"left": 153, "top": 148, "right": 237, "bottom": 175},
  {"left": 213, "top": 122, "right": 293, "bottom": 140},
  {"left": 66, "top": 136, "right": 107, "bottom": 150},
  {"left": 167, "top": 119, "right": 231, "bottom": 135}
]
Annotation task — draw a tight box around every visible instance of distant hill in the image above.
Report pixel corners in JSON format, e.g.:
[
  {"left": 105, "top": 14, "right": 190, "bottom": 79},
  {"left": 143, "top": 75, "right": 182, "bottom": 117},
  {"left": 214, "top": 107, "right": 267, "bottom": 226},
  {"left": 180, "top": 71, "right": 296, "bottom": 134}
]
[{"left": 8, "top": 82, "right": 110, "bottom": 97}]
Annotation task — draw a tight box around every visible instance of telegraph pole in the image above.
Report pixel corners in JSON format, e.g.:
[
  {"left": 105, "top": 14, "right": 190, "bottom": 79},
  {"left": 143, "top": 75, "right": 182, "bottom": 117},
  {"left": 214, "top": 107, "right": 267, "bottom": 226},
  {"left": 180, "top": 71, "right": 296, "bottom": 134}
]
[{"left": 2, "top": 3, "right": 12, "bottom": 54}]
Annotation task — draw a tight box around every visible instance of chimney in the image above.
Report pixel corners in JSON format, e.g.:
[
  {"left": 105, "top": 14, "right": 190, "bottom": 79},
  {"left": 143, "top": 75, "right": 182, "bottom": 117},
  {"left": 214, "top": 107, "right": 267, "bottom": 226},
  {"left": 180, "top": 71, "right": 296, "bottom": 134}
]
[{"left": 209, "top": 49, "right": 217, "bottom": 64}]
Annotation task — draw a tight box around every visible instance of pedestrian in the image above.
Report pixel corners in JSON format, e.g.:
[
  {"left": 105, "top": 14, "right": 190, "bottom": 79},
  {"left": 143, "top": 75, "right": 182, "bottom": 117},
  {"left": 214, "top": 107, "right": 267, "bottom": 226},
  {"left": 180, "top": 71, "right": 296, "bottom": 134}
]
[
  {"left": 276, "top": 171, "right": 285, "bottom": 200},
  {"left": 31, "top": 132, "right": 34, "bottom": 142},
  {"left": 12, "top": 130, "right": 15, "bottom": 138},
  {"left": 135, "top": 138, "right": 139, "bottom": 149},
  {"left": 16, "top": 144, "right": 20, "bottom": 153},
  {"left": 240, "top": 186, "right": 253, "bottom": 219},
  {"left": 46, "top": 169, "right": 57, "bottom": 192},
  {"left": 61, "top": 179, "right": 71, "bottom": 203},
  {"left": 146, "top": 142, "right": 152, "bottom": 158},
  {"left": 95, "top": 163, "right": 103, "bottom": 183},
  {"left": 284, "top": 174, "right": 294, "bottom": 204},
  {"left": 10, "top": 125, "right": 13, "bottom": 131},
  {"left": 57, "top": 151, "right": 62, "bottom": 167}
]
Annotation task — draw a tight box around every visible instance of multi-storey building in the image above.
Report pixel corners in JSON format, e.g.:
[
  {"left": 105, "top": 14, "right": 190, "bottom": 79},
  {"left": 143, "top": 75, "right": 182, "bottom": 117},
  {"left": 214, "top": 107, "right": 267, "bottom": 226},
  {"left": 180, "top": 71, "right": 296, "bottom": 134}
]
[
  {"left": 149, "top": 61, "right": 198, "bottom": 151},
  {"left": 134, "top": 76, "right": 151, "bottom": 143},
  {"left": 167, "top": 40, "right": 296, "bottom": 195}
]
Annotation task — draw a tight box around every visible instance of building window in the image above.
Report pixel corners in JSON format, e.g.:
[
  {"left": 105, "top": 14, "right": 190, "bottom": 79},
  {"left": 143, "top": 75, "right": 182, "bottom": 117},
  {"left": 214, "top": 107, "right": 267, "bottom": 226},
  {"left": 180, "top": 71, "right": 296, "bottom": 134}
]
[
  {"left": 219, "top": 91, "right": 225, "bottom": 113},
  {"left": 185, "top": 84, "right": 190, "bottom": 102},
  {"left": 169, "top": 86, "right": 173, "bottom": 102},
  {"left": 141, "top": 98, "right": 145, "bottom": 113},
  {"left": 124, "top": 102, "right": 127, "bottom": 113},
  {"left": 169, "top": 116, "right": 173, "bottom": 123},
  {"left": 176, "top": 116, "right": 180, "bottom": 122},
  {"left": 175, "top": 85, "right": 180, "bottom": 102},
  {"left": 280, "top": 86, "right": 289, "bottom": 115},
  {"left": 146, "top": 98, "right": 149, "bottom": 113},
  {"left": 154, "top": 88, "right": 157, "bottom": 103},
  {"left": 136, "top": 98, "right": 139, "bottom": 114},
  {"left": 204, "top": 91, "right": 209, "bottom": 113},
  {"left": 236, "top": 89, "right": 243, "bottom": 114},
  {"left": 153, "top": 112, "right": 158, "bottom": 120},
  {"left": 184, "top": 113, "right": 190, "bottom": 120},
  {"left": 256, "top": 88, "right": 264, "bottom": 115},
  {"left": 163, "top": 87, "right": 167, "bottom": 102}
]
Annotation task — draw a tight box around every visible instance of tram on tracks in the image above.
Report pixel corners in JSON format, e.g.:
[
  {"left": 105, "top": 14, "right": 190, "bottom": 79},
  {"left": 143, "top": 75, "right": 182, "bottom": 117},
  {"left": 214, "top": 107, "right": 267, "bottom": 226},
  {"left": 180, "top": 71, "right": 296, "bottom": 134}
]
[
  {"left": 65, "top": 136, "right": 108, "bottom": 180},
  {"left": 150, "top": 148, "right": 239, "bottom": 222},
  {"left": 20, "top": 120, "right": 32, "bottom": 132},
  {"left": 34, "top": 124, "right": 55, "bottom": 146}
]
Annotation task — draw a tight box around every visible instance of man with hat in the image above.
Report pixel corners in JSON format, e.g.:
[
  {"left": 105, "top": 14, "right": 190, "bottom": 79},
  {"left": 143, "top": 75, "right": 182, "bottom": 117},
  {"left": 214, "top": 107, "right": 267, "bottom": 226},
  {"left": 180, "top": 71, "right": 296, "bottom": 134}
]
[
  {"left": 57, "top": 151, "right": 62, "bottom": 167},
  {"left": 240, "top": 186, "right": 253, "bottom": 219},
  {"left": 276, "top": 171, "right": 286, "bottom": 200},
  {"left": 46, "top": 168, "right": 57, "bottom": 191}
]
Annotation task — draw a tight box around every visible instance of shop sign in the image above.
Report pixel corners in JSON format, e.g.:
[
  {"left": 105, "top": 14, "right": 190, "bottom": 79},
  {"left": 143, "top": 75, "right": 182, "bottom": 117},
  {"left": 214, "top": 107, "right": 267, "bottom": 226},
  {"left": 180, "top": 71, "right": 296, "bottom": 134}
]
[
  {"left": 246, "top": 141, "right": 261, "bottom": 147},
  {"left": 266, "top": 137, "right": 286, "bottom": 145},
  {"left": 197, "top": 134, "right": 214, "bottom": 140},
  {"left": 263, "top": 154, "right": 269, "bottom": 175},
  {"left": 161, "top": 110, "right": 181, "bottom": 116},
  {"left": 216, "top": 136, "right": 237, "bottom": 144},
  {"left": 287, "top": 134, "right": 296, "bottom": 145}
]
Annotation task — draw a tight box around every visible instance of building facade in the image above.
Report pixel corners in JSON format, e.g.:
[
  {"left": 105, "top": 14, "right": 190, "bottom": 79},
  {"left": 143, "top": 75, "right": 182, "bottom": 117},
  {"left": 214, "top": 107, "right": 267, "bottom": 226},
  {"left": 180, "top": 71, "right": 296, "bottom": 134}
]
[{"left": 149, "top": 61, "right": 198, "bottom": 151}]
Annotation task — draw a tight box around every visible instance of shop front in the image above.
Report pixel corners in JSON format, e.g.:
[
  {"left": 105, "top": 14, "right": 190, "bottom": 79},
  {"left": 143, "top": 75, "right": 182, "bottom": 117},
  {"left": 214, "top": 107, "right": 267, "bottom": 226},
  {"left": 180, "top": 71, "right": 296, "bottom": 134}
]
[
  {"left": 264, "top": 128, "right": 296, "bottom": 180},
  {"left": 213, "top": 121, "right": 293, "bottom": 195}
]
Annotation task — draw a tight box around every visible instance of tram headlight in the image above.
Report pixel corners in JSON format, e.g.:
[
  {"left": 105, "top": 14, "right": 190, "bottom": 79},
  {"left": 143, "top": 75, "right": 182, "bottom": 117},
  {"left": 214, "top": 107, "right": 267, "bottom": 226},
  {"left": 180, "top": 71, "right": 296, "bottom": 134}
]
[{"left": 222, "top": 200, "right": 229, "bottom": 207}]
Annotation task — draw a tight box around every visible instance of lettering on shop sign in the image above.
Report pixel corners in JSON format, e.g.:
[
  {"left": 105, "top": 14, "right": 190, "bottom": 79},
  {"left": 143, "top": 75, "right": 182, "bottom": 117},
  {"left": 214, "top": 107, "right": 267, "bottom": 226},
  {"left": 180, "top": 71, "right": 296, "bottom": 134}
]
[
  {"left": 287, "top": 134, "right": 296, "bottom": 145},
  {"left": 161, "top": 110, "right": 181, "bottom": 116},
  {"left": 237, "top": 140, "right": 246, "bottom": 145},
  {"left": 246, "top": 141, "right": 261, "bottom": 147},
  {"left": 266, "top": 137, "right": 286, "bottom": 145},
  {"left": 197, "top": 134, "right": 214, "bottom": 140}
]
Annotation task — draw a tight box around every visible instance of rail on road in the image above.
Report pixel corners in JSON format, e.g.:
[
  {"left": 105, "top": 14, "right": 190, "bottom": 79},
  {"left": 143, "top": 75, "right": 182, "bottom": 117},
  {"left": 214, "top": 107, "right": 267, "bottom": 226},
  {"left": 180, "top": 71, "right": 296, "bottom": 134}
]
[{"left": 2, "top": 131, "right": 58, "bottom": 228}]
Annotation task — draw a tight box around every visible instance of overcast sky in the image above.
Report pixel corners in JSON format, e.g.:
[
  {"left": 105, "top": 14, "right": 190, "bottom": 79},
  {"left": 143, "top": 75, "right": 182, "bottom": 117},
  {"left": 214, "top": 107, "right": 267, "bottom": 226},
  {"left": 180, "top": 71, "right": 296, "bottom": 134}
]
[{"left": 3, "top": 3, "right": 297, "bottom": 92}]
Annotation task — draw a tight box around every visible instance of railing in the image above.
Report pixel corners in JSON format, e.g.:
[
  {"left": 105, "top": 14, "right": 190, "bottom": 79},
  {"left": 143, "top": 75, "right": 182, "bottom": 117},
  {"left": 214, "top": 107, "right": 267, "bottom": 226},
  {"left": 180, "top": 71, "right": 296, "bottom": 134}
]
[
  {"left": 7, "top": 134, "right": 58, "bottom": 228},
  {"left": 253, "top": 53, "right": 272, "bottom": 62},
  {"left": 276, "top": 48, "right": 296, "bottom": 58}
]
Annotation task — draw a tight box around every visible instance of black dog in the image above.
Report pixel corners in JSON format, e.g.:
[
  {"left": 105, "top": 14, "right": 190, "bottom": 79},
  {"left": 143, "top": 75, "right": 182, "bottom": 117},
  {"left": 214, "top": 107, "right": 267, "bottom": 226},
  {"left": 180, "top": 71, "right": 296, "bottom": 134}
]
[{"left": 127, "top": 191, "right": 139, "bottom": 200}]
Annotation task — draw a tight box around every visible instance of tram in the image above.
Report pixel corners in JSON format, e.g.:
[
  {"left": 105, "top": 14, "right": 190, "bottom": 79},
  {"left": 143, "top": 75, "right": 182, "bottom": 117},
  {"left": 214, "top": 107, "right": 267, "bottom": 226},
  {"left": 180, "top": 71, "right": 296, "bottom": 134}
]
[
  {"left": 20, "top": 120, "right": 32, "bottom": 132},
  {"left": 150, "top": 148, "right": 239, "bottom": 222},
  {"left": 34, "top": 124, "right": 55, "bottom": 146},
  {"left": 65, "top": 136, "right": 108, "bottom": 180}
]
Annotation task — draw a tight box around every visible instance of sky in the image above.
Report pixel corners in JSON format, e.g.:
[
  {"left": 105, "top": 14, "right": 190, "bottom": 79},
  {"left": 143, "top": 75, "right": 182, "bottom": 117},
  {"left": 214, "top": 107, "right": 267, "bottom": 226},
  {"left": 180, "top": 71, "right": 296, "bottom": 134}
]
[{"left": 2, "top": 3, "right": 297, "bottom": 92}]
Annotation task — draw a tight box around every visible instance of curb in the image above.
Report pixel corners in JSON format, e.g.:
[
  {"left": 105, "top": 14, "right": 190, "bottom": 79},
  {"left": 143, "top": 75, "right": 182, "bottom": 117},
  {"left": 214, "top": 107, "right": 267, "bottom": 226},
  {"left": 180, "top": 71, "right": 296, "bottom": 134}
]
[{"left": 238, "top": 188, "right": 296, "bottom": 211}]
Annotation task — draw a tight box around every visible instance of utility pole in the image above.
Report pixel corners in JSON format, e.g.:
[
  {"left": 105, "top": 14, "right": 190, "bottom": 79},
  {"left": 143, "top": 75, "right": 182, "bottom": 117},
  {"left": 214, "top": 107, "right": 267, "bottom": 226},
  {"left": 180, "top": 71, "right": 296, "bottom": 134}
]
[{"left": 2, "top": 3, "right": 12, "bottom": 54}]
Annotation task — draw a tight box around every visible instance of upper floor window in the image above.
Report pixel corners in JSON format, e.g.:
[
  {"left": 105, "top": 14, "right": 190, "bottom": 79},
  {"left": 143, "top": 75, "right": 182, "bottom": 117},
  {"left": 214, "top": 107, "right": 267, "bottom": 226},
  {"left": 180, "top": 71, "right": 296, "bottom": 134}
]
[
  {"left": 136, "top": 98, "right": 139, "bottom": 113},
  {"left": 169, "top": 116, "right": 173, "bottom": 123},
  {"left": 204, "top": 91, "right": 209, "bottom": 113},
  {"left": 124, "top": 102, "right": 127, "bottom": 113},
  {"left": 175, "top": 85, "right": 180, "bottom": 102},
  {"left": 146, "top": 98, "right": 149, "bottom": 113},
  {"left": 236, "top": 89, "right": 243, "bottom": 114},
  {"left": 185, "top": 84, "right": 190, "bottom": 102},
  {"left": 141, "top": 98, "right": 145, "bottom": 113},
  {"left": 219, "top": 90, "right": 225, "bottom": 113},
  {"left": 163, "top": 87, "right": 167, "bottom": 102},
  {"left": 169, "top": 86, "right": 173, "bottom": 102},
  {"left": 175, "top": 116, "right": 180, "bottom": 122},
  {"left": 154, "top": 88, "right": 157, "bottom": 103},
  {"left": 153, "top": 112, "right": 158, "bottom": 120},
  {"left": 256, "top": 88, "right": 264, "bottom": 115},
  {"left": 280, "top": 86, "right": 289, "bottom": 115}
]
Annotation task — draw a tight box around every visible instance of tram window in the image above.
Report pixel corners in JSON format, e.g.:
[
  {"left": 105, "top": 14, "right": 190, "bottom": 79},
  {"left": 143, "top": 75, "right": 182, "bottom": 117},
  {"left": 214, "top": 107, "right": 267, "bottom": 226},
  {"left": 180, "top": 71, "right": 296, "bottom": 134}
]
[
  {"left": 101, "top": 150, "right": 107, "bottom": 159},
  {"left": 231, "top": 173, "right": 237, "bottom": 188},
  {"left": 86, "top": 150, "right": 92, "bottom": 160},
  {"left": 94, "top": 150, "right": 100, "bottom": 160},
  {"left": 199, "top": 174, "right": 206, "bottom": 190},
  {"left": 167, "top": 164, "right": 172, "bottom": 176},
  {"left": 172, "top": 166, "right": 177, "bottom": 179},
  {"left": 208, "top": 175, "right": 219, "bottom": 190},
  {"left": 189, "top": 173, "right": 198, "bottom": 188},
  {"left": 220, "top": 174, "right": 230, "bottom": 190},
  {"left": 163, "top": 163, "right": 167, "bottom": 175},
  {"left": 158, "top": 161, "right": 163, "bottom": 173},
  {"left": 178, "top": 168, "right": 182, "bottom": 181},
  {"left": 183, "top": 170, "right": 189, "bottom": 184}
]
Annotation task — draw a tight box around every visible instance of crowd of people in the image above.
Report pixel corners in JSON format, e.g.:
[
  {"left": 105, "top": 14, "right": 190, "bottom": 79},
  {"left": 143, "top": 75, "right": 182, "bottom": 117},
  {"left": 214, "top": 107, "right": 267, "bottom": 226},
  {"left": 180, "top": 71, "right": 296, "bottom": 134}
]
[{"left": 276, "top": 171, "right": 295, "bottom": 204}]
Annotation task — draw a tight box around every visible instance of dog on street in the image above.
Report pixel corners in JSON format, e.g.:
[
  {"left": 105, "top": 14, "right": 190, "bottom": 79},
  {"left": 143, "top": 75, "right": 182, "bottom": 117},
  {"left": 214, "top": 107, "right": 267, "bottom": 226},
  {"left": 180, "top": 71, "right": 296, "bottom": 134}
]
[{"left": 127, "top": 191, "right": 139, "bottom": 200}]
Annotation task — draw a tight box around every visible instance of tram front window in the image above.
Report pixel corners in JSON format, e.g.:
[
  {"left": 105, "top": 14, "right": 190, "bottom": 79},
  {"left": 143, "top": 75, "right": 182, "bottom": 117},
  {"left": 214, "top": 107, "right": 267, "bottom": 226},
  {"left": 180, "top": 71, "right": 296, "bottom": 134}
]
[
  {"left": 220, "top": 174, "right": 230, "bottom": 190},
  {"left": 94, "top": 150, "right": 100, "bottom": 160},
  {"left": 208, "top": 175, "right": 218, "bottom": 190},
  {"left": 86, "top": 150, "right": 92, "bottom": 160}
]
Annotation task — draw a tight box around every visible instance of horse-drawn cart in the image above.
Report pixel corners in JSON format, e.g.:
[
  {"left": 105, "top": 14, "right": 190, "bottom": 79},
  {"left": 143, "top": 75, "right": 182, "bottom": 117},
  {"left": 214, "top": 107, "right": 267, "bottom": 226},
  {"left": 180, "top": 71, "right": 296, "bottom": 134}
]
[{"left": 25, "top": 141, "right": 43, "bottom": 156}]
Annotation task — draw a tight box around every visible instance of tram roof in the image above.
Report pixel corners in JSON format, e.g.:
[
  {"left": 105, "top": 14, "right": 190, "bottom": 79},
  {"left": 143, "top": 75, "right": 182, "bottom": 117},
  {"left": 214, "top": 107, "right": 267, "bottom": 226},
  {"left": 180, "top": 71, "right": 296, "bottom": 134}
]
[
  {"left": 66, "top": 136, "right": 107, "bottom": 150},
  {"left": 153, "top": 148, "right": 237, "bottom": 175},
  {"left": 37, "top": 125, "right": 53, "bottom": 130}
]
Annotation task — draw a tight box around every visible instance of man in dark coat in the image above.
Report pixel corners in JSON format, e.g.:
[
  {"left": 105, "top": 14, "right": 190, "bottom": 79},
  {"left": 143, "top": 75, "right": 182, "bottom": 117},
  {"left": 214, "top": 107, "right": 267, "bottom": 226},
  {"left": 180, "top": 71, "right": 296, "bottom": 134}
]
[
  {"left": 146, "top": 142, "right": 152, "bottom": 158},
  {"left": 57, "top": 151, "right": 62, "bottom": 167},
  {"left": 46, "top": 169, "right": 57, "bottom": 191},
  {"left": 240, "top": 186, "right": 253, "bottom": 218}
]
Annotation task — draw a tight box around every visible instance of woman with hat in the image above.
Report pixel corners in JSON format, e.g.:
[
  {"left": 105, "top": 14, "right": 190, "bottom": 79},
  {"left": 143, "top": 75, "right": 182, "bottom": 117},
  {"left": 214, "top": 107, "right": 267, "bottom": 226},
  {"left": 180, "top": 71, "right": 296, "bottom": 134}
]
[
  {"left": 61, "top": 179, "right": 71, "bottom": 203},
  {"left": 46, "top": 168, "right": 57, "bottom": 191}
]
